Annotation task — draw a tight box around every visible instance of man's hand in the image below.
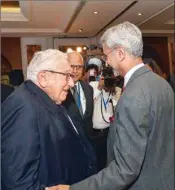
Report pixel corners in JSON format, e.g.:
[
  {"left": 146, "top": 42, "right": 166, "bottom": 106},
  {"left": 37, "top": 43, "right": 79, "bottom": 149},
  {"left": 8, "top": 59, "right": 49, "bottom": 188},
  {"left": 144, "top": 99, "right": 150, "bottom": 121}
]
[
  {"left": 45, "top": 185, "right": 70, "bottom": 190},
  {"left": 57, "top": 185, "right": 70, "bottom": 190}
]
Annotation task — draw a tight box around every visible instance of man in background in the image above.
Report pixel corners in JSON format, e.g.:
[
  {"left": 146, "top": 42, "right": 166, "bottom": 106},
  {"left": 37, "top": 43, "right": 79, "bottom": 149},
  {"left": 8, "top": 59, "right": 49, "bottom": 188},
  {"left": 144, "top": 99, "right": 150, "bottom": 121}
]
[
  {"left": 63, "top": 51, "right": 94, "bottom": 142},
  {"left": 87, "top": 57, "right": 103, "bottom": 81},
  {"left": 84, "top": 64, "right": 99, "bottom": 83}
]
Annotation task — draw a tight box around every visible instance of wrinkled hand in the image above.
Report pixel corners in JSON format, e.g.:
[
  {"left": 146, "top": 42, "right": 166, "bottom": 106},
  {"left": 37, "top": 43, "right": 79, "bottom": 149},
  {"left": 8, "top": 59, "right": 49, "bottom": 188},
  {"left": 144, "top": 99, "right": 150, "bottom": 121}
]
[
  {"left": 45, "top": 185, "right": 70, "bottom": 190},
  {"left": 57, "top": 185, "right": 70, "bottom": 190}
]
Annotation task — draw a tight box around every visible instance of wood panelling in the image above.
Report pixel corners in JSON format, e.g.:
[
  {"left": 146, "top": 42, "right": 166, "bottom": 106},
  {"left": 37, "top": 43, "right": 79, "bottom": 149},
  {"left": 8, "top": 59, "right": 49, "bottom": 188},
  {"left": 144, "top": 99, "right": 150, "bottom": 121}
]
[
  {"left": 143, "top": 37, "right": 169, "bottom": 74},
  {"left": 1, "top": 37, "right": 22, "bottom": 70}
]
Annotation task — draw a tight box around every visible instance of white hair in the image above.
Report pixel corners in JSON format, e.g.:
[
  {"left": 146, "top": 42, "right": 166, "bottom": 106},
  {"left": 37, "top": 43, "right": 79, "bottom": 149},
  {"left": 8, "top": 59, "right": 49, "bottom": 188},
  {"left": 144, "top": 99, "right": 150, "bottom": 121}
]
[
  {"left": 27, "top": 49, "right": 67, "bottom": 83},
  {"left": 100, "top": 21, "right": 143, "bottom": 57}
]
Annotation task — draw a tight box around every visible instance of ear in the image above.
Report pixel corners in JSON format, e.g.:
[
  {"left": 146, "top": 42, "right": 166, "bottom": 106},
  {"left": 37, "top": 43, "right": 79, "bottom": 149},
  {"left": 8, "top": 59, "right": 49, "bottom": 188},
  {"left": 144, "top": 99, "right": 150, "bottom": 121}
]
[
  {"left": 37, "top": 71, "right": 48, "bottom": 88},
  {"left": 116, "top": 47, "right": 125, "bottom": 62}
]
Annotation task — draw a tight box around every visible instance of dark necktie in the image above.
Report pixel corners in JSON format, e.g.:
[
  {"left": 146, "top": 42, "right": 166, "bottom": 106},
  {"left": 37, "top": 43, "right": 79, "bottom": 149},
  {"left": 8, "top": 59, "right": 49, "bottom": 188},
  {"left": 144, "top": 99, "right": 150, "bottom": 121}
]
[{"left": 72, "top": 85, "right": 83, "bottom": 117}]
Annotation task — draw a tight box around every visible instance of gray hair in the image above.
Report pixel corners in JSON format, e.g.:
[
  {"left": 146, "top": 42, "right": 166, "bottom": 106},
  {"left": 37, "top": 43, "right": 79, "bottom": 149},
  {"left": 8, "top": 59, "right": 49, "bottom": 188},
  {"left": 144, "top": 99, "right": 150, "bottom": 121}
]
[
  {"left": 100, "top": 21, "right": 143, "bottom": 57},
  {"left": 27, "top": 49, "right": 67, "bottom": 83}
]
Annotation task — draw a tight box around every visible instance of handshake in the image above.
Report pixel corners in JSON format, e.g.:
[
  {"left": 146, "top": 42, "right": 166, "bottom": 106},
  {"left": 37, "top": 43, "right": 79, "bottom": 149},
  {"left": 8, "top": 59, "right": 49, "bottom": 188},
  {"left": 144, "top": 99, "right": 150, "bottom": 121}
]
[{"left": 45, "top": 185, "right": 70, "bottom": 190}]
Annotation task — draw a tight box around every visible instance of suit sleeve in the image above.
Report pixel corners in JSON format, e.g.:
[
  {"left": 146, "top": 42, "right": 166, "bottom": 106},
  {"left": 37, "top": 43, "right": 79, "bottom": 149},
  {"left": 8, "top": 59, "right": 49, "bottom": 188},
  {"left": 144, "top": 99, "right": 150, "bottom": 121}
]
[
  {"left": 1, "top": 98, "right": 41, "bottom": 190},
  {"left": 70, "top": 91, "right": 150, "bottom": 190}
]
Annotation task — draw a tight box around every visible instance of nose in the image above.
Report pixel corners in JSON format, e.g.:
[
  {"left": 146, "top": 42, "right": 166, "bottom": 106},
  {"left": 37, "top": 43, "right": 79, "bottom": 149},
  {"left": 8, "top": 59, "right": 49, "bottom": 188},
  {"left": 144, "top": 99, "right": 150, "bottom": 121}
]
[
  {"left": 68, "top": 76, "right": 74, "bottom": 88},
  {"left": 72, "top": 66, "right": 78, "bottom": 73}
]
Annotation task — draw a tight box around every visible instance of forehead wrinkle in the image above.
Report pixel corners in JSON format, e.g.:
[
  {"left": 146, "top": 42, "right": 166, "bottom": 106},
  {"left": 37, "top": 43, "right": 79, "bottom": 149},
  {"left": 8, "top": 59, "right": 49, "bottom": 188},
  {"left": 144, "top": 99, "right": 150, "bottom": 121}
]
[{"left": 56, "top": 60, "right": 72, "bottom": 73}]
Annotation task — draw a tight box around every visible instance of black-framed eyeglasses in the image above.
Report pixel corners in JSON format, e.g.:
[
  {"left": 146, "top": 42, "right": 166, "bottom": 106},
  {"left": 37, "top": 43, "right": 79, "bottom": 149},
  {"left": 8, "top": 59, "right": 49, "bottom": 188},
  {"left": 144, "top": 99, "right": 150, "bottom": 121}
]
[
  {"left": 71, "top": 65, "right": 84, "bottom": 70},
  {"left": 43, "top": 70, "right": 74, "bottom": 81}
]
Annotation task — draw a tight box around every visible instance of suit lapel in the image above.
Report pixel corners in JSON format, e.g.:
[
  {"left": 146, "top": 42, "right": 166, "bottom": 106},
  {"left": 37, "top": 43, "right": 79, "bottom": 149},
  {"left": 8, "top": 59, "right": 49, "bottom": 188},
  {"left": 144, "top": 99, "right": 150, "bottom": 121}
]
[{"left": 58, "top": 105, "right": 80, "bottom": 136}]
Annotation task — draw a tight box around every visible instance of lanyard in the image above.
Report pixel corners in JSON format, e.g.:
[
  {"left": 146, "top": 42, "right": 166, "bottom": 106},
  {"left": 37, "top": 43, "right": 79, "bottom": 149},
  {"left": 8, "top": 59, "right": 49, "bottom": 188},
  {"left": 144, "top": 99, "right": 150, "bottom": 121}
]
[{"left": 102, "top": 91, "right": 111, "bottom": 111}]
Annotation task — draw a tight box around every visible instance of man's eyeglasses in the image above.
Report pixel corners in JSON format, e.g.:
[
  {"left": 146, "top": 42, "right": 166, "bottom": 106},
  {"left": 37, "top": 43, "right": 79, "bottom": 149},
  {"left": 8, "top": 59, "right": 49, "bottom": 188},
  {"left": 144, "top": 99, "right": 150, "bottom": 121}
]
[
  {"left": 102, "top": 47, "right": 118, "bottom": 62},
  {"left": 43, "top": 70, "right": 74, "bottom": 81},
  {"left": 71, "top": 65, "right": 84, "bottom": 70}
]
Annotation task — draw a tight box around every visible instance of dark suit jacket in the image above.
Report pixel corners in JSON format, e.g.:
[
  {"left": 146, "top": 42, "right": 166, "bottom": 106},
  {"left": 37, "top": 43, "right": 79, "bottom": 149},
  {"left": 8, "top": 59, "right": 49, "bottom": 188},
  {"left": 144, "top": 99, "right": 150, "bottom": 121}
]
[
  {"left": 1, "top": 83, "right": 14, "bottom": 103},
  {"left": 1, "top": 80, "right": 97, "bottom": 190},
  {"left": 70, "top": 66, "right": 174, "bottom": 190},
  {"left": 62, "top": 80, "right": 94, "bottom": 139}
]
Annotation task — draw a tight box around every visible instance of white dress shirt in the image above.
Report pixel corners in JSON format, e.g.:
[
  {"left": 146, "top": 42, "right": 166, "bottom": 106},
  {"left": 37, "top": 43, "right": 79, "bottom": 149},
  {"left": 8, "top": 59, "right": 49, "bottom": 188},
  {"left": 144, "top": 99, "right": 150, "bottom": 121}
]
[
  {"left": 71, "top": 81, "right": 86, "bottom": 115},
  {"left": 90, "top": 81, "right": 121, "bottom": 129},
  {"left": 124, "top": 63, "right": 144, "bottom": 87}
]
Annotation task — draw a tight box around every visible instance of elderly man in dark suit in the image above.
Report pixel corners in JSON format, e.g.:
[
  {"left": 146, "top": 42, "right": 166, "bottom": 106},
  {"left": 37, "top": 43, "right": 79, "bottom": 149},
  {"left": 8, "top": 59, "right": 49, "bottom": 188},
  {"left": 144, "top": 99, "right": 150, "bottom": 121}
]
[
  {"left": 63, "top": 51, "right": 94, "bottom": 142},
  {"left": 1, "top": 49, "right": 97, "bottom": 190},
  {"left": 56, "top": 21, "right": 174, "bottom": 190}
]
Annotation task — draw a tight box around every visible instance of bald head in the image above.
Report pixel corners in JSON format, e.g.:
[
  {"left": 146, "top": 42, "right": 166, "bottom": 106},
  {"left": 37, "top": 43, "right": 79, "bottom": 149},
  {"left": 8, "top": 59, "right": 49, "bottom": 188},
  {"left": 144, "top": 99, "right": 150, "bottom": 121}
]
[
  {"left": 67, "top": 51, "right": 84, "bottom": 65},
  {"left": 67, "top": 51, "right": 84, "bottom": 83}
]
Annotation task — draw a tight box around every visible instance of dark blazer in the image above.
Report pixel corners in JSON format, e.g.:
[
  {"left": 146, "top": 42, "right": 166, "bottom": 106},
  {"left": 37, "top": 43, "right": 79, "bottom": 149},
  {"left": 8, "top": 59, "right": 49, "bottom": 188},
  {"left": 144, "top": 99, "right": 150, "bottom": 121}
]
[
  {"left": 1, "top": 83, "right": 14, "bottom": 103},
  {"left": 1, "top": 80, "right": 97, "bottom": 190},
  {"left": 70, "top": 66, "right": 174, "bottom": 190},
  {"left": 63, "top": 80, "right": 94, "bottom": 139}
]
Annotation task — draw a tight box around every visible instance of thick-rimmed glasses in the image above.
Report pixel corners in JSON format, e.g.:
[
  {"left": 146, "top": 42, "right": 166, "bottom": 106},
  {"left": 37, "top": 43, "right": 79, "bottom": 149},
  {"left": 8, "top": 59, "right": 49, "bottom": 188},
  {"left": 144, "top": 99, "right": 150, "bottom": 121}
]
[
  {"left": 71, "top": 65, "right": 84, "bottom": 70},
  {"left": 43, "top": 70, "right": 74, "bottom": 81}
]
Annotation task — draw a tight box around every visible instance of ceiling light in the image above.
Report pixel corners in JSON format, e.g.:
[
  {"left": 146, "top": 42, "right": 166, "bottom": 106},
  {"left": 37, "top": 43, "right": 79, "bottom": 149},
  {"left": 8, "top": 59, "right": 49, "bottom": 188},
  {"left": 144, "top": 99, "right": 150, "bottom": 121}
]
[
  {"left": 94, "top": 11, "right": 98, "bottom": 14},
  {"left": 78, "top": 29, "right": 83, "bottom": 32},
  {"left": 76, "top": 47, "right": 82, "bottom": 53},
  {"left": 67, "top": 48, "right": 73, "bottom": 53},
  {"left": 1, "top": 7, "right": 20, "bottom": 13},
  {"left": 1, "top": 1, "right": 20, "bottom": 13},
  {"left": 138, "top": 13, "right": 142, "bottom": 16}
]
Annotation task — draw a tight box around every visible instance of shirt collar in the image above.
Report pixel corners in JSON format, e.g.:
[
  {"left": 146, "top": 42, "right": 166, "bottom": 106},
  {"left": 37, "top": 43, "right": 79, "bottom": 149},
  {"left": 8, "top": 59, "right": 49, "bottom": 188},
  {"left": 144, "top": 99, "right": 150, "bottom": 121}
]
[
  {"left": 75, "top": 81, "right": 79, "bottom": 86},
  {"left": 124, "top": 63, "right": 144, "bottom": 87},
  {"left": 71, "top": 81, "right": 79, "bottom": 93}
]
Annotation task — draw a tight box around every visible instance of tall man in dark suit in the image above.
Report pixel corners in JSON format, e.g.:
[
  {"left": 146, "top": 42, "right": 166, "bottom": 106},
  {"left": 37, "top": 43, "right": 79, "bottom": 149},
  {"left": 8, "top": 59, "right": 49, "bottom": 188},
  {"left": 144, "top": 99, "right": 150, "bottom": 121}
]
[
  {"left": 63, "top": 51, "right": 94, "bottom": 141},
  {"left": 1, "top": 49, "right": 97, "bottom": 190},
  {"left": 57, "top": 21, "right": 174, "bottom": 190}
]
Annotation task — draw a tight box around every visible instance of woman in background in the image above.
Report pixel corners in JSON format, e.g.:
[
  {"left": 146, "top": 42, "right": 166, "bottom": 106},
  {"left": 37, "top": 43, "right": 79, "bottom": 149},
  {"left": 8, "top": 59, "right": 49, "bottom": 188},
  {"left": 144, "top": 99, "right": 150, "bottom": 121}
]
[{"left": 143, "top": 58, "right": 167, "bottom": 79}]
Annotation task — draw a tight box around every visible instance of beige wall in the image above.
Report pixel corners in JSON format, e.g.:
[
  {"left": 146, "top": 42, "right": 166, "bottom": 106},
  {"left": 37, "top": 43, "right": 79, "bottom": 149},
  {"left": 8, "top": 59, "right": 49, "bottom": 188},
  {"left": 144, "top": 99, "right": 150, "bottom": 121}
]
[{"left": 168, "top": 34, "right": 175, "bottom": 43}]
